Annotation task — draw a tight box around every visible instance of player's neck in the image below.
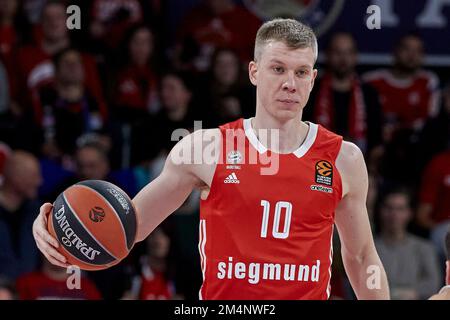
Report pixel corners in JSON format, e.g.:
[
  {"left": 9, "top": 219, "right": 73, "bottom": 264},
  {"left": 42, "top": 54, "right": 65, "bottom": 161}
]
[{"left": 251, "top": 112, "right": 309, "bottom": 154}]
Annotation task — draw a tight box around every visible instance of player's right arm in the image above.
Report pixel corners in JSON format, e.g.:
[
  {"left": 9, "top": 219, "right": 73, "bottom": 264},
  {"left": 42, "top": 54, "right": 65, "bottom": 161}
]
[
  {"left": 133, "top": 134, "right": 204, "bottom": 242},
  {"left": 33, "top": 129, "right": 220, "bottom": 266}
]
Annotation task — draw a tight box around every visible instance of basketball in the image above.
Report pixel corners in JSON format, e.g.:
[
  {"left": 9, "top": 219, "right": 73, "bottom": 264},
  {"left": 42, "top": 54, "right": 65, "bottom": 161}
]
[{"left": 47, "top": 180, "right": 137, "bottom": 271}]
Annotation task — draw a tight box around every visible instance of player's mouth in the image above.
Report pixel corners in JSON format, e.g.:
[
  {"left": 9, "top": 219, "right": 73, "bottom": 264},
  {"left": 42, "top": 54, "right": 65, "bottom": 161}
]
[{"left": 277, "top": 99, "right": 299, "bottom": 106}]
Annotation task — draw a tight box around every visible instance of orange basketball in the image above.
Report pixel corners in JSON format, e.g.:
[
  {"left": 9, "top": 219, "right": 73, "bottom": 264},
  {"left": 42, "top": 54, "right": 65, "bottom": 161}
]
[{"left": 47, "top": 180, "right": 137, "bottom": 271}]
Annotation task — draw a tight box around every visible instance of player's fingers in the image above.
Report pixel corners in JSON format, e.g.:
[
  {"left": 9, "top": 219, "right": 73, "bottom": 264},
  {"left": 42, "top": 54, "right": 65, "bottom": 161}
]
[
  {"left": 35, "top": 241, "right": 68, "bottom": 268},
  {"left": 36, "top": 242, "right": 59, "bottom": 267},
  {"left": 33, "top": 217, "right": 59, "bottom": 248},
  {"left": 35, "top": 236, "right": 67, "bottom": 264},
  {"left": 39, "top": 203, "right": 53, "bottom": 224},
  {"left": 45, "top": 253, "right": 69, "bottom": 269}
]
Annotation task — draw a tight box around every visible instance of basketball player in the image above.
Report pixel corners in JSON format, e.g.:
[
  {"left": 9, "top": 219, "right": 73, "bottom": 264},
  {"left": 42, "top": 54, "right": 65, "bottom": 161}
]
[
  {"left": 33, "top": 19, "right": 389, "bottom": 299},
  {"left": 429, "top": 228, "right": 450, "bottom": 300}
]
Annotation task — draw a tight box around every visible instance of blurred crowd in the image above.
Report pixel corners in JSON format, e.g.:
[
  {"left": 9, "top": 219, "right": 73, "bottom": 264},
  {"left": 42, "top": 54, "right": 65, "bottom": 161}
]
[{"left": 0, "top": 0, "right": 449, "bottom": 300}]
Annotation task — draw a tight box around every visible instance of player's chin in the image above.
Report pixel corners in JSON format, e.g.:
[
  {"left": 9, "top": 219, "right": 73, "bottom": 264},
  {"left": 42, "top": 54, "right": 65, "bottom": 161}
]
[{"left": 272, "top": 106, "right": 301, "bottom": 120}]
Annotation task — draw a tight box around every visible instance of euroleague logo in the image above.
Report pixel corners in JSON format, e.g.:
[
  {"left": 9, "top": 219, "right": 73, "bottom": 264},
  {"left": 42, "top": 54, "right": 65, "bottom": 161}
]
[
  {"left": 243, "top": 0, "right": 345, "bottom": 37},
  {"left": 89, "top": 206, "right": 106, "bottom": 223},
  {"left": 315, "top": 160, "right": 333, "bottom": 186}
]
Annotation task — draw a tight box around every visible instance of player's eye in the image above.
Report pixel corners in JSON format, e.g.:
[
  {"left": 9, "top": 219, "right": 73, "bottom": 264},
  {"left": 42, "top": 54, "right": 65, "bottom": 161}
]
[
  {"left": 296, "top": 70, "right": 308, "bottom": 77},
  {"left": 273, "top": 66, "right": 284, "bottom": 73}
]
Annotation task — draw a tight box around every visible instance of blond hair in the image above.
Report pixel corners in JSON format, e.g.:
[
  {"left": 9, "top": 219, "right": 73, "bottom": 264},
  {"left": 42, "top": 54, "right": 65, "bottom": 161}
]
[{"left": 254, "top": 18, "right": 318, "bottom": 62}]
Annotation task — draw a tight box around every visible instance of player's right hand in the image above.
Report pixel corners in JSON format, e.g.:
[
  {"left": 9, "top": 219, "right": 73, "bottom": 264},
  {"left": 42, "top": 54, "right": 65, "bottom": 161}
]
[{"left": 32, "top": 203, "right": 70, "bottom": 268}]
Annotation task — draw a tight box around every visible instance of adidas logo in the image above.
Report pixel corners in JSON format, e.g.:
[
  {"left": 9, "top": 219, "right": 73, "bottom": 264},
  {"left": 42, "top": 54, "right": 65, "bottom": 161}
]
[{"left": 224, "top": 172, "right": 240, "bottom": 184}]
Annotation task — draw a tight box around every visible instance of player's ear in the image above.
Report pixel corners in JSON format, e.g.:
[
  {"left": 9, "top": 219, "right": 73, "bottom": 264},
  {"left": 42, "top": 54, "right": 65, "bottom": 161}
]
[
  {"left": 310, "top": 68, "right": 318, "bottom": 91},
  {"left": 249, "top": 61, "right": 258, "bottom": 86}
]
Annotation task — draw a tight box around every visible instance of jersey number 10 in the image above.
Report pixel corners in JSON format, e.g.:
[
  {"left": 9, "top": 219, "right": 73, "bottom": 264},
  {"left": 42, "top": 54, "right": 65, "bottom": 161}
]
[{"left": 260, "top": 200, "right": 293, "bottom": 239}]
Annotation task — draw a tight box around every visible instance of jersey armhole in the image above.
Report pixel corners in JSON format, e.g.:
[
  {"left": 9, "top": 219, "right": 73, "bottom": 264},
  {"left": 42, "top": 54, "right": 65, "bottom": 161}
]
[
  {"left": 333, "top": 137, "right": 344, "bottom": 201},
  {"left": 200, "top": 128, "right": 224, "bottom": 203}
]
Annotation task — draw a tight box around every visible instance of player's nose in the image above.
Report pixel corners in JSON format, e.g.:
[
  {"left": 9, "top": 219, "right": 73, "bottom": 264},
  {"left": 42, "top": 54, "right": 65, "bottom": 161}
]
[{"left": 281, "top": 71, "right": 296, "bottom": 93}]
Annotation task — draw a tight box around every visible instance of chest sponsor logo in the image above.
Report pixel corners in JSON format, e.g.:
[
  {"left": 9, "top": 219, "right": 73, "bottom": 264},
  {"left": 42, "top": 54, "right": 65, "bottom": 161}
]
[
  {"left": 310, "top": 185, "right": 333, "bottom": 194},
  {"left": 315, "top": 160, "right": 333, "bottom": 186}
]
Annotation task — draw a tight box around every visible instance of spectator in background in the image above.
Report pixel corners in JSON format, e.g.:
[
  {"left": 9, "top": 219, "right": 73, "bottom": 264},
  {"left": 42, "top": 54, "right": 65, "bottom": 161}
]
[
  {"left": 416, "top": 149, "right": 450, "bottom": 260},
  {"left": 363, "top": 33, "right": 440, "bottom": 138},
  {"left": 166, "top": 190, "right": 202, "bottom": 301},
  {"left": 205, "top": 48, "right": 255, "bottom": 126},
  {"left": 16, "top": 259, "right": 101, "bottom": 300},
  {"left": 131, "top": 71, "right": 197, "bottom": 166},
  {"left": 126, "top": 227, "right": 175, "bottom": 300},
  {"left": 89, "top": 0, "right": 143, "bottom": 50},
  {"left": 0, "top": 61, "right": 9, "bottom": 114},
  {"left": 429, "top": 228, "right": 450, "bottom": 300},
  {"left": 370, "top": 34, "right": 442, "bottom": 188},
  {"left": 0, "top": 151, "right": 42, "bottom": 280},
  {"left": 417, "top": 81, "right": 450, "bottom": 169},
  {"left": 0, "top": 142, "right": 11, "bottom": 179},
  {"left": 0, "top": 0, "right": 19, "bottom": 63},
  {"left": 22, "top": 0, "right": 47, "bottom": 26},
  {"left": 375, "top": 187, "right": 441, "bottom": 299},
  {"left": 47, "top": 140, "right": 137, "bottom": 201},
  {"left": 113, "top": 24, "right": 160, "bottom": 122},
  {"left": 0, "top": 276, "right": 17, "bottom": 300},
  {"left": 415, "top": 83, "right": 450, "bottom": 245},
  {"left": 174, "top": 0, "right": 261, "bottom": 72},
  {"left": 34, "top": 47, "right": 107, "bottom": 159},
  {"left": 15, "top": 0, "right": 104, "bottom": 110},
  {"left": 305, "top": 32, "right": 382, "bottom": 155},
  {"left": 0, "top": 0, "right": 28, "bottom": 98}
]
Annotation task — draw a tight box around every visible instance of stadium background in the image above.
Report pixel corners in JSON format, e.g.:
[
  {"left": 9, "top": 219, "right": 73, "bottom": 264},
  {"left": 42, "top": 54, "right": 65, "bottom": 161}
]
[{"left": 0, "top": 0, "right": 449, "bottom": 300}]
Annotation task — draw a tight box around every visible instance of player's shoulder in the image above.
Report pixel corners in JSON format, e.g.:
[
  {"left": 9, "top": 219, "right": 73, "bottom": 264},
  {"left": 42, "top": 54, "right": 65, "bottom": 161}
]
[
  {"left": 336, "top": 141, "right": 366, "bottom": 179},
  {"left": 337, "top": 141, "right": 364, "bottom": 165},
  {"left": 169, "top": 129, "right": 221, "bottom": 166},
  {"left": 173, "top": 128, "right": 221, "bottom": 149}
]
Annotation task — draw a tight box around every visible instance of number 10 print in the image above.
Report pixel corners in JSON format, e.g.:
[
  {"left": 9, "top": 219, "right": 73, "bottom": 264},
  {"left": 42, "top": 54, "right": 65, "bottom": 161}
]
[{"left": 260, "top": 200, "right": 292, "bottom": 239}]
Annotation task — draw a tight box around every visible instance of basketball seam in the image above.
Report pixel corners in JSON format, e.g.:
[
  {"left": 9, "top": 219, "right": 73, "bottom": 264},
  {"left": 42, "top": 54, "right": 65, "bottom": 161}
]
[
  {"left": 62, "top": 192, "right": 119, "bottom": 261},
  {"left": 75, "top": 184, "right": 130, "bottom": 252}
]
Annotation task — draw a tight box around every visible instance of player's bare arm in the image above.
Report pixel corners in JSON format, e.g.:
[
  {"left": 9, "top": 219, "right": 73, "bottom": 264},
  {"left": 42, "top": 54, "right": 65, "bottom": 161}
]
[
  {"left": 134, "top": 128, "right": 220, "bottom": 242},
  {"left": 335, "top": 141, "right": 390, "bottom": 299},
  {"left": 32, "top": 129, "right": 221, "bottom": 263}
]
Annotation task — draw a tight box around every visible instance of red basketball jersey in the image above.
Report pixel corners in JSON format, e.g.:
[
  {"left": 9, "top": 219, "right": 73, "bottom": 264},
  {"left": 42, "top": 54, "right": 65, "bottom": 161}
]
[{"left": 199, "top": 118, "right": 343, "bottom": 300}]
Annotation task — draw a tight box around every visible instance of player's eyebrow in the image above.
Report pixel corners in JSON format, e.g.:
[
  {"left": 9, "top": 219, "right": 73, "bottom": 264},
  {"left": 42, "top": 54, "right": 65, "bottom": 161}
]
[
  {"left": 269, "top": 59, "right": 312, "bottom": 69},
  {"left": 269, "top": 59, "right": 286, "bottom": 65}
]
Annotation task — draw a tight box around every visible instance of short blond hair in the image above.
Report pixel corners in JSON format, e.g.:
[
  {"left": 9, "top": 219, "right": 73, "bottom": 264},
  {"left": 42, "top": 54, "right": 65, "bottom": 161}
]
[{"left": 254, "top": 18, "right": 318, "bottom": 63}]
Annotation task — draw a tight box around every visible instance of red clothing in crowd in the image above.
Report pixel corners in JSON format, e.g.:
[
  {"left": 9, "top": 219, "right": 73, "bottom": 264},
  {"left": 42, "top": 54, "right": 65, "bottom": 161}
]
[
  {"left": 363, "top": 69, "right": 440, "bottom": 129},
  {"left": 419, "top": 150, "right": 450, "bottom": 224},
  {"left": 177, "top": 3, "right": 261, "bottom": 67},
  {"left": 90, "top": 0, "right": 143, "bottom": 48},
  {"left": 0, "top": 24, "right": 18, "bottom": 96},
  {"left": 137, "top": 264, "right": 173, "bottom": 300},
  {"left": 15, "top": 45, "right": 107, "bottom": 119},
  {"left": 16, "top": 271, "right": 102, "bottom": 300},
  {"left": 115, "top": 65, "right": 159, "bottom": 111}
]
